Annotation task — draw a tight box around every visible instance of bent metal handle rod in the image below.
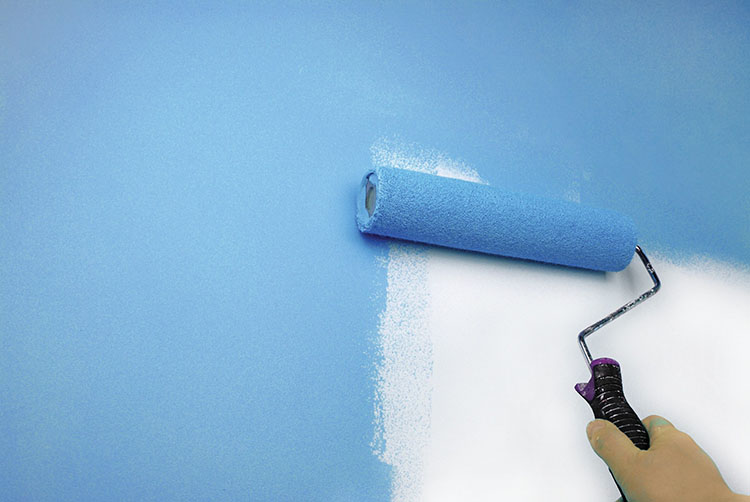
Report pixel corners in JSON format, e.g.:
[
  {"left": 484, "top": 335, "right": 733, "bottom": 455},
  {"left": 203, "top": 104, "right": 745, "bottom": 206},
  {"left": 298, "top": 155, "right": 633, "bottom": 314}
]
[{"left": 578, "top": 245, "right": 661, "bottom": 367}]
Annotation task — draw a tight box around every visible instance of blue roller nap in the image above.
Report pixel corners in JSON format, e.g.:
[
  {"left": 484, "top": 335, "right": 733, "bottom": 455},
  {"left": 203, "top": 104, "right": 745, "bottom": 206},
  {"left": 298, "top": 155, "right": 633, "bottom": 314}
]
[{"left": 356, "top": 166, "right": 637, "bottom": 272}]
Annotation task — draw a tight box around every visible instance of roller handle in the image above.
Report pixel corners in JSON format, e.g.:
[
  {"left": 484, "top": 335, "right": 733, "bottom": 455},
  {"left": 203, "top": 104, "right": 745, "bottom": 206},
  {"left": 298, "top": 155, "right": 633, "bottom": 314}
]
[{"left": 576, "top": 358, "right": 649, "bottom": 501}]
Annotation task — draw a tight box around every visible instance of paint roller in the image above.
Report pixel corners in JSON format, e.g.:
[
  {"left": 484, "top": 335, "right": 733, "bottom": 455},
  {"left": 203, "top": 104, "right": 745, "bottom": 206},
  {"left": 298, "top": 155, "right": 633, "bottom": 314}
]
[{"left": 356, "top": 165, "right": 661, "bottom": 500}]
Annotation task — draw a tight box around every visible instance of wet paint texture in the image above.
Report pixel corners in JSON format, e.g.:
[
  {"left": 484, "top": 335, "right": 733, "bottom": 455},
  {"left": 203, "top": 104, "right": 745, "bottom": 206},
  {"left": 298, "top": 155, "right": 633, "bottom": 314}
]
[
  {"left": 1, "top": 2, "right": 748, "bottom": 501},
  {"left": 357, "top": 166, "right": 637, "bottom": 271}
]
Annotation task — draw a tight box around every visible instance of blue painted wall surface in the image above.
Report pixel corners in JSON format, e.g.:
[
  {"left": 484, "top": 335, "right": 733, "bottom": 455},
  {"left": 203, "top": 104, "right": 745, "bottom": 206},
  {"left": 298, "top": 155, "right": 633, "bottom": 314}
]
[{"left": 1, "top": 2, "right": 748, "bottom": 500}]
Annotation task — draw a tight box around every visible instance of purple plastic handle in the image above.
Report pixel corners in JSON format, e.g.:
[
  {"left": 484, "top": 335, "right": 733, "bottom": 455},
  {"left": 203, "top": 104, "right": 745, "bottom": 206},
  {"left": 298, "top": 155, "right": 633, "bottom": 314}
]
[{"left": 574, "top": 357, "right": 619, "bottom": 402}]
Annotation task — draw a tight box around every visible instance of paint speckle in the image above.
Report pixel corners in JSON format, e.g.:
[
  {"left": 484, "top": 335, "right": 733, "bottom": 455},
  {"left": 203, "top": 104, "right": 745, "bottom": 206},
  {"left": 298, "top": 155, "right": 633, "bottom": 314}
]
[
  {"left": 370, "top": 140, "right": 483, "bottom": 501},
  {"left": 371, "top": 139, "right": 483, "bottom": 183},
  {"left": 372, "top": 244, "right": 431, "bottom": 502},
  {"left": 564, "top": 181, "right": 581, "bottom": 203}
]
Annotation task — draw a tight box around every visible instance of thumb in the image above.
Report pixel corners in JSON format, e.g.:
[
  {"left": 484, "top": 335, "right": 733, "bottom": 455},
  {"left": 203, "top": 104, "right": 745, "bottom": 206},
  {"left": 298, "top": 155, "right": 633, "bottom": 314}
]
[{"left": 586, "top": 419, "right": 640, "bottom": 474}]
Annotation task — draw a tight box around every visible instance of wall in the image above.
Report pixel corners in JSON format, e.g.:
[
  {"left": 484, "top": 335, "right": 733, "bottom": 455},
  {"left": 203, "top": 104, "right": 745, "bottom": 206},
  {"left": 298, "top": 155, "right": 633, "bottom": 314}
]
[{"left": 1, "top": 3, "right": 748, "bottom": 501}]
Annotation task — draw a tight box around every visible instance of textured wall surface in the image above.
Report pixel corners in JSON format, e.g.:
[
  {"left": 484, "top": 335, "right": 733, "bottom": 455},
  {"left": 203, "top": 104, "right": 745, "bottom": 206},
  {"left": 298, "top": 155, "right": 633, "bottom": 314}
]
[{"left": 1, "top": 3, "right": 748, "bottom": 501}]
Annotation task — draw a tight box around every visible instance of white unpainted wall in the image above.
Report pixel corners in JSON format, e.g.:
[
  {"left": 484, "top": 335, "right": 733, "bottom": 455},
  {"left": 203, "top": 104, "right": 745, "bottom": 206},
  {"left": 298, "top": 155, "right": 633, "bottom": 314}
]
[{"left": 370, "top": 141, "right": 750, "bottom": 501}]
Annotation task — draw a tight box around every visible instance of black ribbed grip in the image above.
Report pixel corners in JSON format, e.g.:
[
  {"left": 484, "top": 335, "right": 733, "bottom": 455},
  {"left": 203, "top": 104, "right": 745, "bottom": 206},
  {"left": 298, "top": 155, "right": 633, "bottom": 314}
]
[
  {"left": 576, "top": 360, "right": 649, "bottom": 501},
  {"left": 587, "top": 362, "right": 649, "bottom": 450}
]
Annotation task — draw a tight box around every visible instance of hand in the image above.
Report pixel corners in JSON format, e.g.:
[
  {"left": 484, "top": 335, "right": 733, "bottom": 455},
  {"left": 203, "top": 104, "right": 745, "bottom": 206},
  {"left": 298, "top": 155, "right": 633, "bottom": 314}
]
[{"left": 586, "top": 415, "right": 749, "bottom": 502}]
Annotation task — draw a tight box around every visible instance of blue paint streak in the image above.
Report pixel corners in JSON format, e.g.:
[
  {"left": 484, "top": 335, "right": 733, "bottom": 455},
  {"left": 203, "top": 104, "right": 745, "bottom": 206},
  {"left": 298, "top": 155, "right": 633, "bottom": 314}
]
[{"left": 1, "top": 2, "right": 748, "bottom": 501}]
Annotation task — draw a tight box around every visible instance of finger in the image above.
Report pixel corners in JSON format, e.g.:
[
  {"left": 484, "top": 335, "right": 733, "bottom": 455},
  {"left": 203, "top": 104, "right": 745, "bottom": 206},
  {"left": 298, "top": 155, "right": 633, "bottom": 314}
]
[
  {"left": 642, "top": 415, "right": 678, "bottom": 446},
  {"left": 586, "top": 419, "right": 640, "bottom": 474}
]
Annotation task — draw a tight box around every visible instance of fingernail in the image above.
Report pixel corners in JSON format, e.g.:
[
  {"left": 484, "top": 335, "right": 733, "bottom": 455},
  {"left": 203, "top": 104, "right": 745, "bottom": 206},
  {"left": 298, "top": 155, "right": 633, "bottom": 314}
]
[{"left": 587, "top": 420, "right": 605, "bottom": 440}]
